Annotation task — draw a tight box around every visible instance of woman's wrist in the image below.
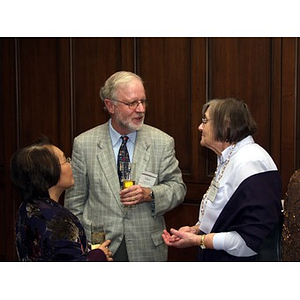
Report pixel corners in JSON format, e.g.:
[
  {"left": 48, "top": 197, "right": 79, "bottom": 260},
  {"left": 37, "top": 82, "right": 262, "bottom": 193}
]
[{"left": 196, "top": 233, "right": 215, "bottom": 249}]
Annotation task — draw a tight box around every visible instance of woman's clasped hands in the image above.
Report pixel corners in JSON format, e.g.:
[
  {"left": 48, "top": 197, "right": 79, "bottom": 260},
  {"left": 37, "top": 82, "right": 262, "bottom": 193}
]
[{"left": 162, "top": 226, "right": 199, "bottom": 248}]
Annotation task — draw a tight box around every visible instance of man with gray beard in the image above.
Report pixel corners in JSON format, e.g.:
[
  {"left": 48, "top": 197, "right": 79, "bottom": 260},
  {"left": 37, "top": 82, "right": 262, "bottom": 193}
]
[{"left": 65, "top": 71, "right": 186, "bottom": 261}]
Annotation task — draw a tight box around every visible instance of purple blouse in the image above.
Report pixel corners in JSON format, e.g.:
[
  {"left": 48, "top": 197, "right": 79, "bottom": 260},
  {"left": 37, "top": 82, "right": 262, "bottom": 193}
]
[{"left": 15, "top": 197, "right": 107, "bottom": 262}]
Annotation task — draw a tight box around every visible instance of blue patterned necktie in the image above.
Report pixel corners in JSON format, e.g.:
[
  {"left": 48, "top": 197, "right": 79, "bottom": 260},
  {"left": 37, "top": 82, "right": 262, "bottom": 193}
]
[{"left": 117, "top": 136, "right": 130, "bottom": 187}]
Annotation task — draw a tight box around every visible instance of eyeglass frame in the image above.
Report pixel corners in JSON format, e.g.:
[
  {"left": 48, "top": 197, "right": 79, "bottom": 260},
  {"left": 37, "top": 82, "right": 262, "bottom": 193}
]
[
  {"left": 202, "top": 117, "right": 212, "bottom": 125},
  {"left": 111, "top": 98, "right": 148, "bottom": 110},
  {"left": 60, "top": 157, "right": 72, "bottom": 165}
]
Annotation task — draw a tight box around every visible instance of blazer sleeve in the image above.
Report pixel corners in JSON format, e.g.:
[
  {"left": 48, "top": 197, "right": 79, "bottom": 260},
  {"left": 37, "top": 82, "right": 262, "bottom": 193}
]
[{"left": 151, "top": 136, "right": 186, "bottom": 217}]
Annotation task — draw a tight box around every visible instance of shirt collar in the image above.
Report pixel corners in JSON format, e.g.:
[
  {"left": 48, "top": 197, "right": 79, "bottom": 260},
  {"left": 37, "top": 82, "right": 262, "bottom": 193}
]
[
  {"left": 108, "top": 119, "right": 137, "bottom": 146},
  {"left": 218, "top": 145, "right": 232, "bottom": 165},
  {"left": 218, "top": 135, "right": 254, "bottom": 165}
]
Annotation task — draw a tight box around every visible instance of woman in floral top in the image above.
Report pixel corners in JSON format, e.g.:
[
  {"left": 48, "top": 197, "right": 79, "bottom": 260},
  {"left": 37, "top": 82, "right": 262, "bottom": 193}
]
[{"left": 11, "top": 136, "right": 113, "bottom": 262}]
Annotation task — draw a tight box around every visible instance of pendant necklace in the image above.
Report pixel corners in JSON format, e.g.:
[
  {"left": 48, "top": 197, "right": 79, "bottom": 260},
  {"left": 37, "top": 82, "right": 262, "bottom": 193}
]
[{"left": 200, "top": 144, "right": 236, "bottom": 217}]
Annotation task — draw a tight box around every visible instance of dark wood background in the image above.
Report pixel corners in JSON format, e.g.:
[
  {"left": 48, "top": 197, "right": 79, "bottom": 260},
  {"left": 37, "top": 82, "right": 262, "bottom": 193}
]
[{"left": 1, "top": 37, "right": 299, "bottom": 261}]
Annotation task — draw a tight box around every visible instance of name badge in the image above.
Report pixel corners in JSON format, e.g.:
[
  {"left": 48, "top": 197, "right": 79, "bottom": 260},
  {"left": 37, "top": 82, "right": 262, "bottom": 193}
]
[
  {"left": 207, "top": 181, "right": 219, "bottom": 203},
  {"left": 138, "top": 171, "right": 158, "bottom": 187}
]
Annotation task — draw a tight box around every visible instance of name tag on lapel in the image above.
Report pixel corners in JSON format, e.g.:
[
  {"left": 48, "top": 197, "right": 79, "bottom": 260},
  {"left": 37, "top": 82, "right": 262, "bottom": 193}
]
[{"left": 138, "top": 171, "right": 157, "bottom": 187}]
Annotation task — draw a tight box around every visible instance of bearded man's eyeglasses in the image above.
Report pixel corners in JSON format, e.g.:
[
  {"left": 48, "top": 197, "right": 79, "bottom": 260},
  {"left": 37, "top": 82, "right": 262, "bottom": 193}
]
[{"left": 112, "top": 99, "right": 148, "bottom": 110}]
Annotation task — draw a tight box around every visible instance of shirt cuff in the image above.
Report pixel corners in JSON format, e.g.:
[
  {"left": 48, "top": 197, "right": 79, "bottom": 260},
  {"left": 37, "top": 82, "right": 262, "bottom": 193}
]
[
  {"left": 86, "top": 249, "right": 107, "bottom": 261},
  {"left": 212, "top": 232, "right": 226, "bottom": 250},
  {"left": 213, "top": 231, "right": 257, "bottom": 257}
]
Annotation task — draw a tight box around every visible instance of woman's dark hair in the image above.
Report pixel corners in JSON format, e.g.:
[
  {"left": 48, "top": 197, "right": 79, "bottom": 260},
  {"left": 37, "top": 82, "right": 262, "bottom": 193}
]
[
  {"left": 10, "top": 136, "right": 61, "bottom": 201},
  {"left": 202, "top": 98, "right": 258, "bottom": 143}
]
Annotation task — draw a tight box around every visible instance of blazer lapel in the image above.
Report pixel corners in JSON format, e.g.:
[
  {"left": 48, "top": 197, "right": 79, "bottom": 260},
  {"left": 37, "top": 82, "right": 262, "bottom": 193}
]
[
  {"left": 132, "top": 128, "right": 151, "bottom": 183},
  {"left": 95, "top": 124, "right": 152, "bottom": 208},
  {"left": 96, "top": 124, "right": 123, "bottom": 209}
]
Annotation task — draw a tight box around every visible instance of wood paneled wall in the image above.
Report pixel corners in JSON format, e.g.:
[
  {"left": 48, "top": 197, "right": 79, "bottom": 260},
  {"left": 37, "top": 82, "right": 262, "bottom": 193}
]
[{"left": 1, "top": 37, "right": 299, "bottom": 261}]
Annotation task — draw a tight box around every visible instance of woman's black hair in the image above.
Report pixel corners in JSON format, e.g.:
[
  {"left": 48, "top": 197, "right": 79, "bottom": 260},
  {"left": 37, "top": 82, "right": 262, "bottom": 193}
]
[{"left": 10, "top": 136, "right": 61, "bottom": 201}]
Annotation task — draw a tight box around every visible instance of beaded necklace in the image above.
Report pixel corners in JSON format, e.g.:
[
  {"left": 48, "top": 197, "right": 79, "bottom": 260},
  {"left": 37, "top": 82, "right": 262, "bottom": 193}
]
[{"left": 200, "top": 144, "right": 236, "bottom": 217}]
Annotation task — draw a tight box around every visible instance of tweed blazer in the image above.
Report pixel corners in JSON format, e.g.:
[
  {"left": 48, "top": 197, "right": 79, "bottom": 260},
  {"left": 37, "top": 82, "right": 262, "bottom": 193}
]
[{"left": 65, "top": 121, "right": 186, "bottom": 261}]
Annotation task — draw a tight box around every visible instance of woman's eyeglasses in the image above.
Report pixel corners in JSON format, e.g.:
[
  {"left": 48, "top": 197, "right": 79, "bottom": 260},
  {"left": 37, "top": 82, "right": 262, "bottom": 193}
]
[
  {"left": 60, "top": 157, "right": 72, "bottom": 165},
  {"left": 202, "top": 117, "right": 212, "bottom": 125}
]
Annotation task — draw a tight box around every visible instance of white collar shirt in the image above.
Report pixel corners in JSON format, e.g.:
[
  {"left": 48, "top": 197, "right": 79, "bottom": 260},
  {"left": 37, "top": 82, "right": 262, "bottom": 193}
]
[{"left": 108, "top": 119, "right": 137, "bottom": 165}]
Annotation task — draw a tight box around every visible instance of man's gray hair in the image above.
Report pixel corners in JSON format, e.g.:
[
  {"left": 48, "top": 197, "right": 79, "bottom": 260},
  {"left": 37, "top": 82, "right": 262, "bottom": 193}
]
[{"left": 99, "top": 71, "right": 143, "bottom": 103}]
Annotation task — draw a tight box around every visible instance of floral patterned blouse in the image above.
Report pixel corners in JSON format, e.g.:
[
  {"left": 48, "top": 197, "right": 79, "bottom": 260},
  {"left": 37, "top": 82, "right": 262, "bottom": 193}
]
[{"left": 15, "top": 197, "right": 106, "bottom": 261}]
